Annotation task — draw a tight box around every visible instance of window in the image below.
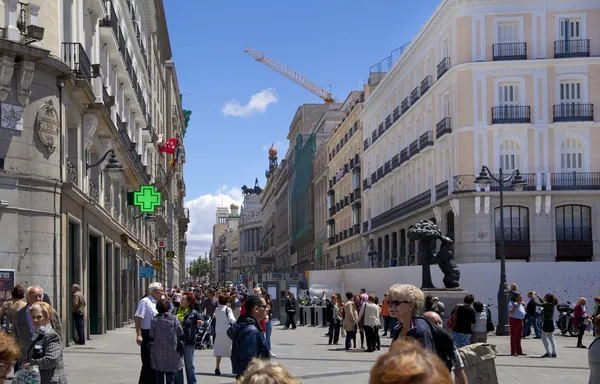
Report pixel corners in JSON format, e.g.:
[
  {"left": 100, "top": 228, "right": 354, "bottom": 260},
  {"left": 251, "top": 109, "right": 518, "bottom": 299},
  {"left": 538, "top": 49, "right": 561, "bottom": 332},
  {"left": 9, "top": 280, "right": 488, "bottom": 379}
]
[
  {"left": 352, "top": 206, "right": 360, "bottom": 226},
  {"left": 406, "top": 175, "right": 413, "bottom": 199},
  {"left": 441, "top": 38, "right": 449, "bottom": 58},
  {"left": 559, "top": 18, "right": 581, "bottom": 40},
  {"left": 442, "top": 94, "right": 450, "bottom": 118},
  {"left": 499, "top": 140, "right": 520, "bottom": 172},
  {"left": 352, "top": 170, "right": 360, "bottom": 190},
  {"left": 426, "top": 162, "right": 433, "bottom": 190},
  {"left": 390, "top": 185, "right": 395, "bottom": 207},
  {"left": 559, "top": 81, "right": 581, "bottom": 104},
  {"left": 556, "top": 205, "right": 591, "bottom": 241},
  {"left": 498, "top": 84, "right": 520, "bottom": 106},
  {"left": 494, "top": 206, "right": 529, "bottom": 242},
  {"left": 425, "top": 57, "right": 432, "bottom": 77},
  {"left": 415, "top": 168, "right": 422, "bottom": 194},
  {"left": 398, "top": 179, "right": 403, "bottom": 204},
  {"left": 443, "top": 150, "right": 451, "bottom": 181},
  {"left": 560, "top": 139, "right": 583, "bottom": 171},
  {"left": 497, "top": 22, "right": 519, "bottom": 43}
]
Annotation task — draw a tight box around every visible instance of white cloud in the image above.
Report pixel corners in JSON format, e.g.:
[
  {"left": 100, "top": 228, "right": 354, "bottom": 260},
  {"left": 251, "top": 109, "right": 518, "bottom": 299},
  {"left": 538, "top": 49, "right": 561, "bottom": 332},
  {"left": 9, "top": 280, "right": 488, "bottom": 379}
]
[
  {"left": 184, "top": 185, "right": 243, "bottom": 263},
  {"left": 222, "top": 88, "right": 278, "bottom": 118}
]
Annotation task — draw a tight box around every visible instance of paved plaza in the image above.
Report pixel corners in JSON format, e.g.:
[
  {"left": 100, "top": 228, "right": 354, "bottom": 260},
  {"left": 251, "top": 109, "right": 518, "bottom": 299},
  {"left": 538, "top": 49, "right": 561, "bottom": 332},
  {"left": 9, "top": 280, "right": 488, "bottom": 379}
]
[{"left": 61, "top": 324, "right": 594, "bottom": 383}]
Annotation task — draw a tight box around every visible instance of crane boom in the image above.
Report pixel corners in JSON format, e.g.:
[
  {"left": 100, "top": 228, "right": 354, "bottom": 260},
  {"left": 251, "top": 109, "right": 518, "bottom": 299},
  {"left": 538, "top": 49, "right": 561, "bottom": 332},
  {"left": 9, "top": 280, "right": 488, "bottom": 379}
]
[{"left": 244, "top": 45, "right": 335, "bottom": 103}]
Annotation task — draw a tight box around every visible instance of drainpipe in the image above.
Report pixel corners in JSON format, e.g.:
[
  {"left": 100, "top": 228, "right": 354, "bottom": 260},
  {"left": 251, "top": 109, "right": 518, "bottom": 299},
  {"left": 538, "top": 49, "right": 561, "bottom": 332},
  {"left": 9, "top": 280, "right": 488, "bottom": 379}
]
[{"left": 56, "top": 76, "right": 65, "bottom": 345}]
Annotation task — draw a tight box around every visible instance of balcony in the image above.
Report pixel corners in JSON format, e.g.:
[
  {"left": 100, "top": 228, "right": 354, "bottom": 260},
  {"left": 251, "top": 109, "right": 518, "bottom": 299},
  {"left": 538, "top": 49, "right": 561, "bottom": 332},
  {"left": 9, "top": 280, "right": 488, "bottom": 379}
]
[
  {"left": 401, "top": 97, "right": 410, "bottom": 113},
  {"left": 371, "top": 172, "right": 377, "bottom": 184},
  {"left": 400, "top": 148, "right": 409, "bottom": 163},
  {"left": 489, "top": 173, "right": 537, "bottom": 191},
  {"left": 409, "top": 140, "right": 420, "bottom": 157},
  {"left": 435, "top": 180, "right": 449, "bottom": 201},
  {"left": 371, "top": 190, "right": 432, "bottom": 230},
  {"left": 410, "top": 87, "right": 420, "bottom": 104},
  {"left": 378, "top": 123, "right": 384, "bottom": 136},
  {"left": 62, "top": 42, "right": 92, "bottom": 83},
  {"left": 420, "top": 76, "right": 432, "bottom": 95},
  {"left": 391, "top": 154, "right": 399, "bottom": 169},
  {"left": 363, "top": 221, "right": 369, "bottom": 233},
  {"left": 554, "top": 39, "right": 590, "bottom": 58},
  {"left": 156, "top": 161, "right": 168, "bottom": 190},
  {"left": 384, "top": 160, "right": 391, "bottom": 174},
  {"left": 436, "top": 117, "right": 452, "bottom": 139},
  {"left": 353, "top": 189, "right": 361, "bottom": 201},
  {"left": 364, "top": 138, "right": 370, "bottom": 151},
  {"left": 437, "top": 57, "right": 450, "bottom": 79},
  {"left": 377, "top": 166, "right": 384, "bottom": 180},
  {"left": 179, "top": 207, "right": 190, "bottom": 225},
  {"left": 99, "top": 1, "right": 118, "bottom": 38},
  {"left": 385, "top": 115, "right": 392, "bottom": 129},
  {"left": 393, "top": 106, "right": 400, "bottom": 122},
  {"left": 328, "top": 237, "right": 335, "bottom": 246},
  {"left": 492, "top": 42, "right": 527, "bottom": 61},
  {"left": 419, "top": 131, "right": 433, "bottom": 151},
  {"left": 349, "top": 227, "right": 354, "bottom": 237},
  {"left": 491, "top": 106, "right": 530, "bottom": 124},
  {"left": 352, "top": 154, "right": 360, "bottom": 169},
  {"left": 353, "top": 224, "right": 360, "bottom": 235},
  {"left": 371, "top": 130, "right": 377, "bottom": 144},
  {"left": 329, "top": 206, "right": 336, "bottom": 217},
  {"left": 553, "top": 104, "right": 594, "bottom": 122},
  {"left": 549, "top": 172, "right": 600, "bottom": 191}
]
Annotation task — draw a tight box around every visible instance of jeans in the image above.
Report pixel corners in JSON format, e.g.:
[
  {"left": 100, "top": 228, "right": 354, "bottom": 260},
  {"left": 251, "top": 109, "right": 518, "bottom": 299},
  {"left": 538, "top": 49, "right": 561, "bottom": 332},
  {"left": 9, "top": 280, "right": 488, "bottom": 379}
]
[
  {"left": 183, "top": 344, "right": 196, "bottom": 384},
  {"left": 453, "top": 332, "right": 472, "bottom": 348},
  {"left": 541, "top": 331, "right": 556, "bottom": 354},
  {"left": 139, "top": 329, "right": 156, "bottom": 384},
  {"left": 345, "top": 330, "right": 356, "bottom": 349},
  {"left": 328, "top": 321, "right": 340, "bottom": 344},
  {"left": 265, "top": 321, "right": 272, "bottom": 351},
  {"left": 509, "top": 317, "right": 524, "bottom": 354},
  {"left": 154, "top": 369, "right": 184, "bottom": 384},
  {"left": 73, "top": 312, "right": 85, "bottom": 345},
  {"left": 523, "top": 314, "right": 541, "bottom": 338}
]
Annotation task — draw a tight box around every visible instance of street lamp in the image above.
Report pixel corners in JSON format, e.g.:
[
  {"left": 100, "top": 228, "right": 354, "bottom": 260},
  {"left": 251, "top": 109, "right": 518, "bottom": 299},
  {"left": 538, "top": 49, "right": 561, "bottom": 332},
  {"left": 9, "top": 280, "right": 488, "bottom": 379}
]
[
  {"left": 367, "top": 243, "right": 378, "bottom": 268},
  {"left": 336, "top": 245, "right": 343, "bottom": 269},
  {"left": 475, "top": 166, "right": 526, "bottom": 336},
  {"left": 86, "top": 149, "right": 124, "bottom": 181}
]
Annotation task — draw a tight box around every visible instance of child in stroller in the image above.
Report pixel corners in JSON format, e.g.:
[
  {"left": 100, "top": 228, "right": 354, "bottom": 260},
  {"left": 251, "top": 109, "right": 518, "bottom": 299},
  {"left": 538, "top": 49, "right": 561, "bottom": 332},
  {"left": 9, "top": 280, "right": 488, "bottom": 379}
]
[{"left": 196, "top": 314, "right": 213, "bottom": 350}]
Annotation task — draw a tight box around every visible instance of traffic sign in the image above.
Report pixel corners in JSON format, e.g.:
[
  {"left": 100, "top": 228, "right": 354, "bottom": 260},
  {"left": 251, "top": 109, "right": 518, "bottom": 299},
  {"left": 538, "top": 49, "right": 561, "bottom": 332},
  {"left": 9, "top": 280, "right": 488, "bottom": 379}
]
[
  {"left": 153, "top": 260, "right": 162, "bottom": 270},
  {"left": 166, "top": 251, "right": 175, "bottom": 259}
]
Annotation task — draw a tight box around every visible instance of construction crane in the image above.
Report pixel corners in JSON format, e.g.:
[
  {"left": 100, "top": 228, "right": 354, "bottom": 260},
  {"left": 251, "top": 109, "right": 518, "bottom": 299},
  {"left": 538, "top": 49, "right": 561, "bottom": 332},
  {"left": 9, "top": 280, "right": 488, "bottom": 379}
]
[{"left": 244, "top": 45, "right": 335, "bottom": 104}]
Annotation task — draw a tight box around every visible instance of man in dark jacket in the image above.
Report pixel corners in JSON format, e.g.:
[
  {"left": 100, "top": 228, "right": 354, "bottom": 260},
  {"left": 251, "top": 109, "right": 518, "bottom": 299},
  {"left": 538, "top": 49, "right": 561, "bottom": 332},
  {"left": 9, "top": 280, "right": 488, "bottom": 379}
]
[
  {"left": 227, "top": 295, "right": 270, "bottom": 378},
  {"left": 523, "top": 291, "right": 541, "bottom": 339}
]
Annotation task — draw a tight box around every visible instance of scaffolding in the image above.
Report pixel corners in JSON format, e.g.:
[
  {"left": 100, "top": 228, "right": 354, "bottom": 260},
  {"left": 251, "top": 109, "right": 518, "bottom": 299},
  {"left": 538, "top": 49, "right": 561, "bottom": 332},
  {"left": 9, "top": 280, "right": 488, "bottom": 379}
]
[{"left": 291, "top": 133, "right": 316, "bottom": 243}]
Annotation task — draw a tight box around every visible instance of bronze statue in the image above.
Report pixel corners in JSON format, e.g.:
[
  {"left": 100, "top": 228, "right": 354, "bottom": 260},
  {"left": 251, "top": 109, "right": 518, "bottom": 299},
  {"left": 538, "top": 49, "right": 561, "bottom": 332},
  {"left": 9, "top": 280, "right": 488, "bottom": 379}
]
[
  {"left": 407, "top": 219, "right": 461, "bottom": 289},
  {"left": 241, "top": 178, "right": 263, "bottom": 196}
]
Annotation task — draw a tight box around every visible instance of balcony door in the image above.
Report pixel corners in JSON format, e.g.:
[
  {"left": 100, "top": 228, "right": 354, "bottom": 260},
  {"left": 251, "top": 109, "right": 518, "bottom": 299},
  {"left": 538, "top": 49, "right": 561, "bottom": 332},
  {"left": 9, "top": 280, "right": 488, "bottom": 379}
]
[
  {"left": 559, "top": 82, "right": 581, "bottom": 105},
  {"left": 559, "top": 19, "right": 581, "bottom": 41},
  {"left": 499, "top": 84, "right": 519, "bottom": 107},
  {"left": 497, "top": 22, "right": 519, "bottom": 44}
]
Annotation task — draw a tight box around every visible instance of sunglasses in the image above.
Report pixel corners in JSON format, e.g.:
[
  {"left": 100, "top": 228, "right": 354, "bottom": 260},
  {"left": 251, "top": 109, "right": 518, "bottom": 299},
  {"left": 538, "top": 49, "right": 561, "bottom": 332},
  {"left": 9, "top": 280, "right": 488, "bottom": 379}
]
[{"left": 387, "top": 300, "right": 413, "bottom": 307}]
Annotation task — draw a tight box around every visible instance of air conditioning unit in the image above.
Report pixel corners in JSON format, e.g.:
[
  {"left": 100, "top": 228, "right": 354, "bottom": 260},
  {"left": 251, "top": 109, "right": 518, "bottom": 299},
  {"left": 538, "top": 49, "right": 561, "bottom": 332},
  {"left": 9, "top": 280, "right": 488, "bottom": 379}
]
[{"left": 157, "top": 134, "right": 165, "bottom": 145}]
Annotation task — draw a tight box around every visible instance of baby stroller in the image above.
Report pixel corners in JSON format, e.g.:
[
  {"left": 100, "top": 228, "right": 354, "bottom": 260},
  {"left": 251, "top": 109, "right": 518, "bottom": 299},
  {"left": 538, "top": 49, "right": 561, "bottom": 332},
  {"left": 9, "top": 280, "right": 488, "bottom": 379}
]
[{"left": 195, "top": 314, "right": 213, "bottom": 350}]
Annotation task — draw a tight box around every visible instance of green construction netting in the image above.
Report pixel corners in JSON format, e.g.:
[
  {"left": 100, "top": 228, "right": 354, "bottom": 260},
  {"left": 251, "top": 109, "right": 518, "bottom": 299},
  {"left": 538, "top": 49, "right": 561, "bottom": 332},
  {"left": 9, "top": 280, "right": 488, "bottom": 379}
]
[{"left": 291, "top": 133, "right": 316, "bottom": 242}]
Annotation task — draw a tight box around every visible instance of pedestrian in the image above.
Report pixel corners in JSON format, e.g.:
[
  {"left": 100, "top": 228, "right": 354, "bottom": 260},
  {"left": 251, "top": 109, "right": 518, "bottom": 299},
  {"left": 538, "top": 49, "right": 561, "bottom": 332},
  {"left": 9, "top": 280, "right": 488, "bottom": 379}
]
[
  {"left": 284, "top": 291, "right": 297, "bottom": 330},
  {"left": 22, "top": 302, "right": 67, "bottom": 384},
  {"left": 523, "top": 291, "right": 542, "bottom": 339},
  {"left": 508, "top": 293, "right": 526, "bottom": 356},
  {"left": 134, "top": 282, "right": 164, "bottom": 384},
  {"left": 150, "top": 297, "right": 184, "bottom": 384},
  {"left": 228, "top": 295, "right": 270, "bottom": 379},
  {"left": 263, "top": 292, "right": 276, "bottom": 357},
  {"left": 381, "top": 293, "right": 390, "bottom": 337},
  {"left": 354, "top": 294, "right": 366, "bottom": 349},
  {"left": 370, "top": 339, "right": 452, "bottom": 384},
  {"left": 534, "top": 293, "right": 558, "bottom": 358},
  {"left": 173, "top": 292, "right": 204, "bottom": 383},
  {"left": 450, "top": 294, "right": 476, "bottom": 348},
  {"left": 589, "top": 315, "right": 600, "bottom": 383},
  {"left": 0, "top": 284, "right": 26, "bottom": 373},
  {"left": 342, "top": 292, "right": 358, "bottom": 350},
  {"left": 327, "top": 294, "right": 341, "bottom": 345},
  {"left": 574, "top": 297, "right": 590, "bottom": 349},
  {"left": 358, "top": 294, "right": 380, "bottom": 352},
  {"left": 471, "top": 301, "right": 489, "bottom": 343},
  {"left": 172, "top": 287, "right": 182, "bottom": 309},
  {"left": 71, "top": 284, "right": 86, "bottom": 345},
  {"left": 238, "top": 359, "right": 300, "bottom": 384},
  {"left": 0, "top": 332, "right": 20, "bottom": 384},
  {"left": 213, "top": 294, "right": 236, "bottom": 376},
  {"left": 423, "top": 311, "right": 468, "bottom": 384},
  {"left": 373, "top": 296, "right": 382, "bottom": 350}
]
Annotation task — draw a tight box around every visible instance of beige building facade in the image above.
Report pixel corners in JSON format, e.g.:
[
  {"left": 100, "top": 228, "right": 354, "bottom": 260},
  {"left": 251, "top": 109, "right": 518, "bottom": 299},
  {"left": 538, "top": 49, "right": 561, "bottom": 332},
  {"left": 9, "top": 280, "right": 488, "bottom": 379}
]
[
  {"left": 312, "top": 139, "right": 329, "bottom": 270},
  {"left": 325, "top": 91, "right": 365, "bottom": 269},
  {"left": 361, "top": 0, "right": 600, "bottom": 267}
]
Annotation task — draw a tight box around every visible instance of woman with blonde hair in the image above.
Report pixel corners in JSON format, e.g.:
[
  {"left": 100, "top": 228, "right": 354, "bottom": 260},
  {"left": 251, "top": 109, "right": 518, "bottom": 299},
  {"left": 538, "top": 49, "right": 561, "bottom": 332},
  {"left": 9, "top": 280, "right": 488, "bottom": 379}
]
[
  {"left": 238, "top": 358, "right": 300, "bottom": 384},
  {"left": 574, "top": 297, "right": 589, "bottom": 348},
  {"left": 370, "top": 339, "right": 452, "bottom": 384},
  {"left": 0, "top": 332, "right": 20, "bottom": 383}
]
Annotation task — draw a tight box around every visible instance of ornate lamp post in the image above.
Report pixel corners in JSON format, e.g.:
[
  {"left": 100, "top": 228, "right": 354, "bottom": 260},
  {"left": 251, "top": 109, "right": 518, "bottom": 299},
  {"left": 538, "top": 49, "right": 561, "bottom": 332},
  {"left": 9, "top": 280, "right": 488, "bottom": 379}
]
[
  {"left": 367, "top": 244, "right": 378, "bottom": 268},
  {"left": 86, "top": 149, "right": 124, "bottom": 181},
  {"left": 475, "top": 166, "right": 526, "bottom": 336}
]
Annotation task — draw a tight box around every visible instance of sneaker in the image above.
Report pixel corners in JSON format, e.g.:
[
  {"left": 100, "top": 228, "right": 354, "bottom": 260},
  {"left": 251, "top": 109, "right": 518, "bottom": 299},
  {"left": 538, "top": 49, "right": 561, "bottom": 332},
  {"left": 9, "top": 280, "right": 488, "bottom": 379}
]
[
  {"left": 541, "top": 353, "right": 550, "bottom": 358},
  {"left": 551, "top": 353, "right": 557, "bottom": 358},
  {"left": 269, "top": 351, "right": 277, "bottom": 358}
]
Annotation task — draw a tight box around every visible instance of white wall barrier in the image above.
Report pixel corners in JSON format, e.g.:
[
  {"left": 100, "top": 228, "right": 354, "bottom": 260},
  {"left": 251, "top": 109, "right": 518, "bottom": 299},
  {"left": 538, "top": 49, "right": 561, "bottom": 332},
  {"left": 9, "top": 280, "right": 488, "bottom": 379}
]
[{"left": 308, "top": 262, "right": 600, "bottom": 322}]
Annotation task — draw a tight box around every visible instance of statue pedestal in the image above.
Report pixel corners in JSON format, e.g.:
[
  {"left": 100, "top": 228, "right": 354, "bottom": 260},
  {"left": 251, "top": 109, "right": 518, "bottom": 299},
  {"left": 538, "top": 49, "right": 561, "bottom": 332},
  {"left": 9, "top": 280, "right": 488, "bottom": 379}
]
[{"left": 422, "top": 288, "right": 469, "bottom": 330}]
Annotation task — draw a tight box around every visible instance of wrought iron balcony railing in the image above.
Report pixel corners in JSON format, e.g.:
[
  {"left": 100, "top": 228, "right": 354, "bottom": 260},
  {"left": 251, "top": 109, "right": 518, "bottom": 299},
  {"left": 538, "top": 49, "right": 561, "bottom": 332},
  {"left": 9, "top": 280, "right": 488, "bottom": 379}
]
[
  {"left": 401, "top": 97, "right": 410, "bottom": 113},
  {"left": 491, "top": 106, "right": 531, "bottom": 124},
  {"left": 419, "top": 131, "right": 433, "bottom": 150},
  {"left": 554, "top": 39, "right": 590, "bottom": 58},
  {"left": 62, "top": 42, "right": 92, "bottom": 83},
  {"left": 436, "top": 117, "right": 452, "bottom": 139},
  {"left": 553, "top": 104, "right": 594, "bottom": 122},
  {"left": 492, "top": 42, "right": 527, "bottom": 61},
  {"left": 437, "top": 57, "right": 450, "bottom": 79},
  {"left": 420, "top": 76, "right": 432, "bottom": 95}
]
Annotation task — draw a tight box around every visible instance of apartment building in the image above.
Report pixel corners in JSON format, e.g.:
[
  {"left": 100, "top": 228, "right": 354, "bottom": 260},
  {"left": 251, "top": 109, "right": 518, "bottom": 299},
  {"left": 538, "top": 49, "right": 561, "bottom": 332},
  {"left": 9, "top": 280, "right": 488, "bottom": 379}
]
[
  {"left": 361, "top": 0, "right": 600, "bottom": 267},
  {"left": 326, "top": 91, "right": 366, "bottom": 269},
  {"left": 259, "top": 145, "right": 280, "bottom": 273},
  {"left": 0, "top": 0, "right": 189, "bottom": 341},
  {"left": 211, "top": 206, "right": 229, "bottom": 281},
  {"left": 238, "top": 189, "right": 262, "bottom": 283},
  {"left": 312, "top": 139, "right": 329, "bottom": 270}
]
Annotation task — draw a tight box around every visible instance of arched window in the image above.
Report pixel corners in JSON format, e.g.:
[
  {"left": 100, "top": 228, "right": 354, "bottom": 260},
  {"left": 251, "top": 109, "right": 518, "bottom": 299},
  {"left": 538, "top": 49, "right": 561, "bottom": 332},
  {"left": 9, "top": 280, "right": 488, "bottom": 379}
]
[
  {"left": 560, "top": 138, "right": 583, "bottom": 171},
  {"left": 499, "top": 140, "right": 520, "bottom": 172},
  {"left": 494, "top": 206, "right": 530, "bottom": 260},
  {"left": 555, "top": 205, "right": 592, "bottom": 261}
]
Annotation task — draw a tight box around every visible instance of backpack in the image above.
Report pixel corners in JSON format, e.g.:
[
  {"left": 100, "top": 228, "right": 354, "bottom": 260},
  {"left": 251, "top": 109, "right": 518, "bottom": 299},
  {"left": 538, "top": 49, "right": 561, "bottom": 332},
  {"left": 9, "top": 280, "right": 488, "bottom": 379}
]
[
  {"left": 446, "top": 304, "right": 461, "bottom": 329},
  {"left": 415, "top": 316, "right": 455, "bottom": 372}
]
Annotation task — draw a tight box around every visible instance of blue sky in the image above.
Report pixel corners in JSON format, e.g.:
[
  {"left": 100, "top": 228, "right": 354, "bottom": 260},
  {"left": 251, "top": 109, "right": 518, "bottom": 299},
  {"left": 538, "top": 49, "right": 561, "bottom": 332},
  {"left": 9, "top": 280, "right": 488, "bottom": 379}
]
[{"left": 166, "top": 1, "right": 441, "bottom": 259}]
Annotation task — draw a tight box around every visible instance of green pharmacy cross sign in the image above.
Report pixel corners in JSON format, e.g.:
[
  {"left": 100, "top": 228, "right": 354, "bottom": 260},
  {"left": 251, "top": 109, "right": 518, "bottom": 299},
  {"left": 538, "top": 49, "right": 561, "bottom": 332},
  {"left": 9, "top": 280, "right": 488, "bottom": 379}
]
[{"left": 131, "top": 186, "right": 161, "bottom": 213}]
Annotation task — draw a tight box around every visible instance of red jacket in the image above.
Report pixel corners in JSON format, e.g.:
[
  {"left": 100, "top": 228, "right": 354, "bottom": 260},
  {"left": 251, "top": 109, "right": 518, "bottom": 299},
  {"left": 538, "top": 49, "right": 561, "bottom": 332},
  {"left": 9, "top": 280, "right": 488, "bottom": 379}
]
[
  {"left": 574, "top": 304, "right": 587, "bottom": 326},
  {"left": 240, "top": 303, "right": 267, "bottom": 333}
]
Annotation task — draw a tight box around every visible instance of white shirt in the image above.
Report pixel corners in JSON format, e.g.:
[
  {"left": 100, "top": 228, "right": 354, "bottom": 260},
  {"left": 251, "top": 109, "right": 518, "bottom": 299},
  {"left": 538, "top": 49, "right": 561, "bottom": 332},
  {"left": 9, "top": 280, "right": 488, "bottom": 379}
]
[
  {"left": 358, "top": 302, "right": 381, "bottom": 327},
  {"left": 214, "top": 304, "right": 236, "bottom": 334},
  {"left": 135, "top": 296, "right": 158, "bottom": 330},
  {"left": 472, "top": 310, "right": 488, "bottom": 333}
]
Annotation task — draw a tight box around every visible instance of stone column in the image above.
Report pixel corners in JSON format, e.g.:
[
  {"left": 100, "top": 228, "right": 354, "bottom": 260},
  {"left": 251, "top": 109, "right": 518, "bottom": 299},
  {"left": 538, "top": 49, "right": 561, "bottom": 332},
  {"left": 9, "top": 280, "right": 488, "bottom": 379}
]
[{"left": 106, "top": 241, "right": 115, "bottom": 331}]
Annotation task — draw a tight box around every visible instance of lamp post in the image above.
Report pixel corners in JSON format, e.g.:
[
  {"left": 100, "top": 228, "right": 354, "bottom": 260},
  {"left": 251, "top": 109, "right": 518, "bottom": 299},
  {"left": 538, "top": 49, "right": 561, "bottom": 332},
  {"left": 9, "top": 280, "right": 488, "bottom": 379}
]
[
  {"left": 475, "top": 166, "right": 526, "bottom": 336},
  {"left": 336, "top": 245, "right": 343, "bottom": 269},
  {"left": 367, "top": 244, "right": 378, "bottom": 268},
  {"left": 86, "top": 149, "right": 124, "bottom": 181}
]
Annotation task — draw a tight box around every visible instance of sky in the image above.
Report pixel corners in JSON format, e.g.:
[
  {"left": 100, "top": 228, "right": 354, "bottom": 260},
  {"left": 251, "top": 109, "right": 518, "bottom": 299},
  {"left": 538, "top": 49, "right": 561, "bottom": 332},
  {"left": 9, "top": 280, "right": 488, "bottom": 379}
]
[{"left": 163, "top": 1, "right": 441, "bottom": 262}]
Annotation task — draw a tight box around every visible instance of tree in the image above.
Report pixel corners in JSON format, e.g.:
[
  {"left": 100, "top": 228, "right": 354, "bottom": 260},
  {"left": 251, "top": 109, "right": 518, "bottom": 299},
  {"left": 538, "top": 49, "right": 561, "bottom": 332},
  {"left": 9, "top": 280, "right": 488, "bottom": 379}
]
[{"left": 188, "top": 257, "right": 212, "bottom": 280}]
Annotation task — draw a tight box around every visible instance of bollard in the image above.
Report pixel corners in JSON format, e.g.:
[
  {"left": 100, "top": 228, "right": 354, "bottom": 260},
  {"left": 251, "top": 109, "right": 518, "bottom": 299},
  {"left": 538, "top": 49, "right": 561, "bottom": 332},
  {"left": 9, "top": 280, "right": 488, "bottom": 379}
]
[
  {"left": 310, "top": 307, "right": 316, "bottom": 326},
  {"left": 457, "top": 343, "right": 499, "bottom": 384},
  {"left": 299, "top": 306, "right": 305, "bottom": 326}
]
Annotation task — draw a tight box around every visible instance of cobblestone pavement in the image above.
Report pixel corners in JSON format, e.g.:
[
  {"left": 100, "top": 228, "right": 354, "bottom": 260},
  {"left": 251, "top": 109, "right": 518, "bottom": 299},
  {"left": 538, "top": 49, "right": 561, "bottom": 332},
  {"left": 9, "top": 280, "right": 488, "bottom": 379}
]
[{"left": 61, "top": 324, "right": 593, "bottom": 383}]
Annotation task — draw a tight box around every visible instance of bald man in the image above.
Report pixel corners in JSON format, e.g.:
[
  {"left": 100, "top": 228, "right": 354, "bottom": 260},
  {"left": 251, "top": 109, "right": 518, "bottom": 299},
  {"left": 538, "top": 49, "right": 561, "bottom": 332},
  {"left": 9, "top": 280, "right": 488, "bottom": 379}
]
[{"left": 423, "top": 311, "right": 468, "bottom": 384}]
